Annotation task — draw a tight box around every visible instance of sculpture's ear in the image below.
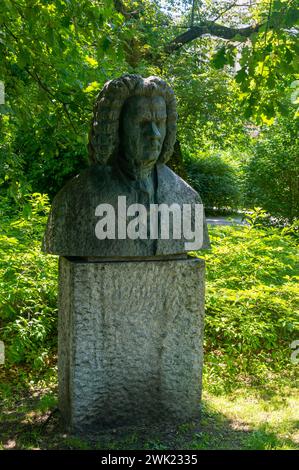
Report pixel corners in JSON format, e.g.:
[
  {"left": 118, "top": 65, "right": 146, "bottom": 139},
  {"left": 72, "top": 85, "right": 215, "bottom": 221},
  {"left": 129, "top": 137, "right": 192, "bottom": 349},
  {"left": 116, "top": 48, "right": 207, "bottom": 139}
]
[
  {"left": 158, "top": 127, "right": 177, "bottom": 165},
  {"left": 158, "top": 98, "right": 177, "bottom": 165}
]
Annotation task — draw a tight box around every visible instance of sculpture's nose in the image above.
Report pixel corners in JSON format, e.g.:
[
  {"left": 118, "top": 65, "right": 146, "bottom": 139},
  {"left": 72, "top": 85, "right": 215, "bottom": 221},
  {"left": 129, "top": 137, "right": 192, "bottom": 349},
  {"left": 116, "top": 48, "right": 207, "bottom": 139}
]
[{"left": 147, "top": 121, "right": 161, "bottom": 139}]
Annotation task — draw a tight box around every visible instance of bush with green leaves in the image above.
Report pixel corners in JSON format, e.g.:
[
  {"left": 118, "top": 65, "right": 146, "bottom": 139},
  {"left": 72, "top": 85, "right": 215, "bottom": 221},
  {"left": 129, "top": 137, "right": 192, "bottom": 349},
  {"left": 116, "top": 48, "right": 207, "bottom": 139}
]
[
  {"left": 0, "top": 0, "right": 131, "bottom": 198},
  {"left": 184, "top": 150, "right": 242, "bottom": 211},
  {"left": 0, "top": 193, "right": 58, "bottom": 369},
  {"left": 243, "top": 114, "right": 299, "bottom": 221},
  {"left": 200, "top": 223, "right": 299, "bottom": 391}
]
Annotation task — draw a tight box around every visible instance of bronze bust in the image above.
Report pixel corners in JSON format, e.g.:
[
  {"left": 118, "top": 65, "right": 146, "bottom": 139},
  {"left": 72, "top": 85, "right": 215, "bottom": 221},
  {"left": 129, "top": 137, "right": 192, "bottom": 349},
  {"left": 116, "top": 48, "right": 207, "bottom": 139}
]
[{"left": 43, "top": 74, "right": 210, "bottom": 258}]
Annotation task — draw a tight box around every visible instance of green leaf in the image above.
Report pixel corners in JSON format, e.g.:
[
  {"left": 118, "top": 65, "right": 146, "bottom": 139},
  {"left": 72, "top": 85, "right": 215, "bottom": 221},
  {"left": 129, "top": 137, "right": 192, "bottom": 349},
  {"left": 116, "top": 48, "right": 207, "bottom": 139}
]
[
  {"left": 235, "top": 68, "right": 247, "bottom": 84},
  {"left": 285, "top": 48, "right": 294, "bottom": 64},
  {"left": 284, "top": 8, "right": 299, "bottom": 27},
  {"left": 212, "top": 47, "right": 227, "bottom": 69}
]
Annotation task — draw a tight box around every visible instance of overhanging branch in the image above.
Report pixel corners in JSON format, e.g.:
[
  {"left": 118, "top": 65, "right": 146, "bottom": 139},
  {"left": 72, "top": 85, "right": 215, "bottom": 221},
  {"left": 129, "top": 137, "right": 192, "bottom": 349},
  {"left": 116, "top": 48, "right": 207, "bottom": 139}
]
[{"left": 165, "top": 21, "right": 261, "bottom": 53}]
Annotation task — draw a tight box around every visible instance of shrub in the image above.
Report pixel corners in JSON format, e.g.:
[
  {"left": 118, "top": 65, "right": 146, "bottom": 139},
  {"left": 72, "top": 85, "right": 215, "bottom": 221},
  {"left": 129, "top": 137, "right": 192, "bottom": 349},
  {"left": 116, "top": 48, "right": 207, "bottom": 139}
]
[
  {"left": 243, "top": 116, "right": 299, "bottom": 221},
  {"left": 200, "top": 224, "right": 299, "bottom": 390},
  {"left": 0, "top": 194, "right": 58, "bottom": 369},
  {"left": 184, "top": 150, "right": 241, "bottom": 211}
]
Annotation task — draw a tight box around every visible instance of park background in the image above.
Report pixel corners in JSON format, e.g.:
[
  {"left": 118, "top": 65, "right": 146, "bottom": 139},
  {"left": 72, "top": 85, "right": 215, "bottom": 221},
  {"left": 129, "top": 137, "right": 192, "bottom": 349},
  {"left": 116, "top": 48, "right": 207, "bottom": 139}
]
[{"left": 0, "top": 0, "right": 298, "bottom": 449}]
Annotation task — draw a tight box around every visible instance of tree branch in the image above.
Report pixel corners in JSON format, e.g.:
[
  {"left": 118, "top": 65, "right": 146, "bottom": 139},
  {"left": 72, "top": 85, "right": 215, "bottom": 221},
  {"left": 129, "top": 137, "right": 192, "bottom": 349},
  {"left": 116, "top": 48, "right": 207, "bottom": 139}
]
[
  {"left": 3, "top": 23, "right": 79, "bottom": 133},
  {"left": 26, "top": 69, "right": 79, "bottom": 133},
  {"left": 212, "top": 1, "right": 238, "bottom": 22},
  {"left": 113, "top": 0, "right": 141, "bottom": 18},
  {"left": 190, "top": 0, "right": 196, "bottom": 28},
  {"left": 165, "top": 20, "right": 261, "bottom": 53}
]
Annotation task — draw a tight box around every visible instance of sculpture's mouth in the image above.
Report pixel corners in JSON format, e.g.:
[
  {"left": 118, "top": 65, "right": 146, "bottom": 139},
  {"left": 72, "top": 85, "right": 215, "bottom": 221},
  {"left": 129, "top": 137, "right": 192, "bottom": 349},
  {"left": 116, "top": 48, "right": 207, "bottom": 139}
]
[
  {"left": 150, "top": 143, "right": 161, "bottom": 149},
  {"left": 143, "top": 145, "right": 161, "bottom": 157}
]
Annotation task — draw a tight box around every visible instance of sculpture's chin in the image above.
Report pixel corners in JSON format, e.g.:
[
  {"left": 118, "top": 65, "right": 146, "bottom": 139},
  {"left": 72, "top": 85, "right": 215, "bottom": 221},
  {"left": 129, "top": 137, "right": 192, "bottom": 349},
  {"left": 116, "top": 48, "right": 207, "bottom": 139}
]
[
  {"left": 132, "top": 165, "right": 155, "bottom": 180},
  {"left": 143, "top": 149, "right": 161, "bottom": 160}
]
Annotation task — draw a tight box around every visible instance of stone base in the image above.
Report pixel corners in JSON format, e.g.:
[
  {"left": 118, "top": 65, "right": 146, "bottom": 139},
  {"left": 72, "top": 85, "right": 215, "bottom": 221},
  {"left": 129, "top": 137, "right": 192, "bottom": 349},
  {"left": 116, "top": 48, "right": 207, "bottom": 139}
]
[{"left": 58, "top": 256, "right": 205, "bottom": 433}]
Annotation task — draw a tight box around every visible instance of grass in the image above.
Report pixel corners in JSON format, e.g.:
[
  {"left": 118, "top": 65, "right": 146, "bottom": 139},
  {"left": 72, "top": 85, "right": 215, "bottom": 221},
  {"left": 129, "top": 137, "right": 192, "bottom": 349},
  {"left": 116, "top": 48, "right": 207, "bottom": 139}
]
[
  {"left": 201, "top": 386, "right": 299, "bottom": 450},
  {"left": 0, "top": 367, "right": 298, "bottom": 450}
]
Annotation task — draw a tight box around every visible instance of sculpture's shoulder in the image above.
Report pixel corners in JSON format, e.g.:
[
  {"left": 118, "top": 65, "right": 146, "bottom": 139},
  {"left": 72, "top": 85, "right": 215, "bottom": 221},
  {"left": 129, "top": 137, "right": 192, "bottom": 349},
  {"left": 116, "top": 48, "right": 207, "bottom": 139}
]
[
  {"left": 42, "top": 164, "right": 117, "bottom": 254},
  {"left": 156, "top": 164, "right": 210, "bottom": 252},
  {"left": 157, "top": 164, "right": 202, "bottom": 204},
  {"left": 50, "top": 164, "right": 114, "bottom": 208}
]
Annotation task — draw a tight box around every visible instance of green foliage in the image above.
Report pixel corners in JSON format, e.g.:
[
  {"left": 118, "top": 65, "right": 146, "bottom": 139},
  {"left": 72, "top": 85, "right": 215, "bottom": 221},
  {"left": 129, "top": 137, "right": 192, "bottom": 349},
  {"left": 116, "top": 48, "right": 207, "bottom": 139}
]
[
  {"left": 168, "top": 63, "right": 250, "bottom": 152},
  {"left": 201, "top": 224, "right": 299, "bottom": 391},
  {"left": 184, "top": 150, "right": 242, "bottom": 210},
  {"left": 0, "top": 193, "right": 58, "bottom": 368},
  {"left": 1, "top": 0, "right": 297, "bottom": 213},
  {"left": 0, "top": 0, "right": 129, "bottom": 196},
  {"left": 244, "top": 208, "right": 299, "bottom": 238},
  {"left": 243, "top": 114, "right": 299, "bottom": 221},
  {"left": 209, "top": 0, "right": 299, "bottom": 121},
  {"left": 0, "top": 0, "right": 298, "bottom": 386}
]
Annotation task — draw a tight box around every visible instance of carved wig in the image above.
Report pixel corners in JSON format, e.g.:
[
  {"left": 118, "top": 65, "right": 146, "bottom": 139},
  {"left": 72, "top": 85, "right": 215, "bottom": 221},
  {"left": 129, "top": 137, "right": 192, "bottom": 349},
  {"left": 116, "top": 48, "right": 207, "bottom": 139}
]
[{"left": 88, "top": 74, "right": 177, "bottom": 165}]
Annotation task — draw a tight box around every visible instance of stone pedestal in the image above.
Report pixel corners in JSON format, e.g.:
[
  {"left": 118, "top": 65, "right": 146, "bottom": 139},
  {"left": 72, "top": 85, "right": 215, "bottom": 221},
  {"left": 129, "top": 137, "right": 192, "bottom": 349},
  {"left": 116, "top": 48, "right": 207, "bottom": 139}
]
[{"left": 58, "top": 256, "right": 205, "bottom": 432}]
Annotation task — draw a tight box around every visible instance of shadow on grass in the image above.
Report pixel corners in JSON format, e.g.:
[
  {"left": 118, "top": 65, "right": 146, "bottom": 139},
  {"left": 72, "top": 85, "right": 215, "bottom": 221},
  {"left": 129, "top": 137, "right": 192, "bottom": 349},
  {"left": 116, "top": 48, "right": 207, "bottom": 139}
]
[
  {"left": 0, "top": 392, "right": 297, "bottom": 450},
  {"left": 204, "top": 366, "right": 299, "bottom": 402}
]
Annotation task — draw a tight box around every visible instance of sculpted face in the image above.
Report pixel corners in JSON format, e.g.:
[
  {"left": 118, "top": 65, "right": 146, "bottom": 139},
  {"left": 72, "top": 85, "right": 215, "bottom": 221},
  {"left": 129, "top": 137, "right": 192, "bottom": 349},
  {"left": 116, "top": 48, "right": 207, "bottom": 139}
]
[{"left": 120, "top": 95, "right": 167, "bottom": 179}]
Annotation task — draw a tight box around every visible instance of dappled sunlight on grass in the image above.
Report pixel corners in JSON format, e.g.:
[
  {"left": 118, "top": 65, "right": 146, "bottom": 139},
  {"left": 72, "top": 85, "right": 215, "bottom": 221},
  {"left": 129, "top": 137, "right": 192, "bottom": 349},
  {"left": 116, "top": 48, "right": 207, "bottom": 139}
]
[{"left": 203, "top": 385, "right": 299, "bottom": 450}]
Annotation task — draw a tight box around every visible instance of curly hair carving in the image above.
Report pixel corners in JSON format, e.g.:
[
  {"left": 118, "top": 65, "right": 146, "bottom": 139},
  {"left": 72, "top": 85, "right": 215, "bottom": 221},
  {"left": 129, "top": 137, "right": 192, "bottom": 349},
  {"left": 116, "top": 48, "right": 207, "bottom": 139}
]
[{"left": 88, "top": 74, "right": 177, "bottom": 165}]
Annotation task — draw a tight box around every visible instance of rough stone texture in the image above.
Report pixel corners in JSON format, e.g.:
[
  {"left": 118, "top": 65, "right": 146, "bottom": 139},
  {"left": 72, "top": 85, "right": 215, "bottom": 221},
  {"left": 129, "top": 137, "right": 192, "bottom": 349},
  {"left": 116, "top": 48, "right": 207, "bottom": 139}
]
[{"left": 58, "top": 256, "right": 205, "bottom": 432}]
